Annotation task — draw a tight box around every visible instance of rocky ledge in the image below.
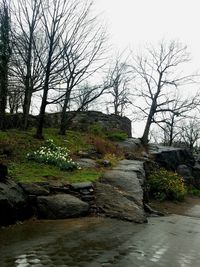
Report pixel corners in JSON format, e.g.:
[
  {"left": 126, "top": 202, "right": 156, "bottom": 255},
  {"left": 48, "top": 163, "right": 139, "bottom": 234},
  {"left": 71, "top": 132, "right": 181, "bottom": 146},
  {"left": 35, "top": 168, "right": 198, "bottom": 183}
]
[
  {"left": 95, "top": 160, "right": 147, "bottom": 223},
  {"left": 0, "top": 159, "right": 147, "bottom": 227}
]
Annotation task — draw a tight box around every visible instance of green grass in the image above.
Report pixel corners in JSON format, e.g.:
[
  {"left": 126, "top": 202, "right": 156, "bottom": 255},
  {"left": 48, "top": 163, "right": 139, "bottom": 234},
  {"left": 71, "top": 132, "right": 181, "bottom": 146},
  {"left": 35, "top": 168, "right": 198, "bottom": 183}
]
[
  {"left": 9, "top": 161, "right": 101, "bottom": 183},
  {"left": 0, "top": 128, "right": 103, "bottom": 183},
  {"left": 0, "top": 128, "right": 91, "bottom": 161},
  {"left": 43, "top": 128, "right": 91, "bottom": 153}
]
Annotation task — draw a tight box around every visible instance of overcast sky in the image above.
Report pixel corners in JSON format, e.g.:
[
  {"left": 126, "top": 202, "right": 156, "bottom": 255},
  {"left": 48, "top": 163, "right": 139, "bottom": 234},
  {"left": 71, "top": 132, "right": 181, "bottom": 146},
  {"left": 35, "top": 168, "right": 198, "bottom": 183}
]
[
  {"left": 93, "top": 0, "right": 200, "bottom": 137},
  {"left": 94, "top": 0, "right": 200, "bottom": 70}
]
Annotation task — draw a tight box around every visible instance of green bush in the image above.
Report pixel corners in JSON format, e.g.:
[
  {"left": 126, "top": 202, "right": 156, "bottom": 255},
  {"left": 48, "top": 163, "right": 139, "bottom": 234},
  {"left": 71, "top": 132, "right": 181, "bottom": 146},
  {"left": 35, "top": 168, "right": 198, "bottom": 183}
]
[
  {"left": 27, "top": 139, "right": 80, "bottom": 171},
  {"left": 148, "top": 168, "right": 187, "bottom": 201},
  {"left": 89, "top": 123, "right": 105, "bottom": 137},
  {"left": 188, "top": 187, "right": 200, "bottom": 197},
  {"left": 106, "top": 131, "right": 128, "bottom": 141}
]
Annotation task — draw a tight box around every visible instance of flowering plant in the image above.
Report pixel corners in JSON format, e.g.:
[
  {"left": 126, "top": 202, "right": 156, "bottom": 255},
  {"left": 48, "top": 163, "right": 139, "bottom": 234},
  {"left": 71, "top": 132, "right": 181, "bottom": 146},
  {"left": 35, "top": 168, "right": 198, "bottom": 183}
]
[
  {"left": 148, "top": 168, "right": 187, "bottom": 201},
  {"left": 27, "top": 139, "right": 80, "bottom": 171}
]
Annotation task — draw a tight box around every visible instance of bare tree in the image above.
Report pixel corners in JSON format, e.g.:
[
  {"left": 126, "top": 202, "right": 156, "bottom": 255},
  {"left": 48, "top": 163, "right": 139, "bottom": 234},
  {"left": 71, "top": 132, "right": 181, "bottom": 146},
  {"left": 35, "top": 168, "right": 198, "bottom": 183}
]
[
  {"left": 72, "top": 82, "right": 104, "bottom": 111},
  {"left": 106, "top": 55, "right": 132, "bottom": 116},
  {"left": 7, "top": 81, "right": 23, "bottom": 114},
  {"left": 0, "top": 0, "right": 11, "bottom": 130},
  {"left": 57, "top": 0, "right": 107, "bottom": 135},
  {"left": 11, "top": 0, "right": 43, "bottom": 129},
  {"left": 132, "top": 40, "right": 197, "bottom": 145},
  {"left": 152, "top": 92, "right": 199, "bottom": 146},
  {"left": 180, "top": 119, "right": 200, "bottom": 152},
  {"left": 36, "top": 0, "right": 81, "bottom": 138}
]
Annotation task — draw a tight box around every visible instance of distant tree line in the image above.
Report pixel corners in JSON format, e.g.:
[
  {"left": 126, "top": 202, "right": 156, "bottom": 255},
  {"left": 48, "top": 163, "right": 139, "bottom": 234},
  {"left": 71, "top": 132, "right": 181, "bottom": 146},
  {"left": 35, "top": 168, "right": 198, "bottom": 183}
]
[{"left": 0, "top": 0, "right": 200, "bottom": 150}]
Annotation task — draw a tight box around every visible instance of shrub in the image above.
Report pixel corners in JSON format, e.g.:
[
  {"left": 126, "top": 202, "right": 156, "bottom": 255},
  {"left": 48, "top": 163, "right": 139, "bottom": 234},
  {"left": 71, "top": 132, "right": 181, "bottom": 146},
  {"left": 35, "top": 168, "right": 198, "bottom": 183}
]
[
  {"left": 27, "top": 139, "right": 80, "bottom": 171},
  {"left": 106, "top": 131, "right": 128, "bottom": 141},
  {"left": 89, "top": 123, "right": 105, "bottom": 137},
  {"left": 188, "top": 187, "right": 200, "bottom": 197},
  {"left": 148, "top": 168, "right": 187, "bottom": 201},
  {"left": 87, "top": 135, "right": 123, "bottom": 157},
  {"left": 97, "top": 153, "right": 122, "bottom": 167}
]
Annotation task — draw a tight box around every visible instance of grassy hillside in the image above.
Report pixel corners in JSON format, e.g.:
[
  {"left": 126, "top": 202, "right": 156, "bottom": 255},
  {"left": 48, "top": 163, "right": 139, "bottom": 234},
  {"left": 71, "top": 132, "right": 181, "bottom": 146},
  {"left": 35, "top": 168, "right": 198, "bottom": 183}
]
[{"left": 0, "top": 128, "right": 124, "bottom": 183}]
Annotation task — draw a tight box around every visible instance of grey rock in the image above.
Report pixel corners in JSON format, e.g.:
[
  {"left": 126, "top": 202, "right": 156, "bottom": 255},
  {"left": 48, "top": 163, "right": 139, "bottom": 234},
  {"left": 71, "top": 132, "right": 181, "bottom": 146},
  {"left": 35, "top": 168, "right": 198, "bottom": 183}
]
[
  {"left": 101, "top": 169, "right": 143, "bottom": 204},
  {"left": 76, "top": 158, "right": 97, "bottom": 169},
  {"left": 95, "top": 182, "right": 147, "bottom": 223},
  {"left": 70, "top": 182, "right": 93, "bottom": 190},
  {"left": 19, "top": 182, "right": 50, "bottom": 196},
  {"left": 36, "top": 194, "right": 89, "bottom": 219},
  {"left": 116, "top": 138, "right": 142, "bottom": 153},
  {"left": 77, "top": 151, "right": 90, "bottom": 158},
  {"left": 177, "top": 165, "right": 193, "bottom": 180},
  {"left": 102, "top": 160, "right": 111, "bottom": 167},
  {"left": 113, "top": 160, "right": 145, "bottom": 185},
  {"left": 0, "top": 178, "right": 32, "bottom": 226},
  {"left": 150, "top": 145, "right": 195, "bottom": 171}
]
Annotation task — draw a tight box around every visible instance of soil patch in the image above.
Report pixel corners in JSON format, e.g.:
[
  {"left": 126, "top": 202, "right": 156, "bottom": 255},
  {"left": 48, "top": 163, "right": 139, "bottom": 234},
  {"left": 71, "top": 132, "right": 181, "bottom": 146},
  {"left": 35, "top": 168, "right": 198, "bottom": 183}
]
[{"left": 149, "top": 196, "right": 200, "bottom": 216}]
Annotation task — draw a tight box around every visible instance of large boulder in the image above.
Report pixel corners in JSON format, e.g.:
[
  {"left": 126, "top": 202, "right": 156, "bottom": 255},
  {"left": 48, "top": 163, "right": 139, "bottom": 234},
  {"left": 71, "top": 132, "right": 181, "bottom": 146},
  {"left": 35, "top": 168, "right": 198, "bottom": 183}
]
[
  {"left": 116, "top": 138, "right": 142, "bottom": 154},
  {"left": 0, "top": 178, "right": 32, "bottom": 226},
  {"left": 150, "top": 145, "right": 195, "bottom": 171},
  {"left": 36, "top": 194, "right": 89, "bottom": 219},
  {"left": 95, "top": 182, "right": 147, "bottom": 223}
]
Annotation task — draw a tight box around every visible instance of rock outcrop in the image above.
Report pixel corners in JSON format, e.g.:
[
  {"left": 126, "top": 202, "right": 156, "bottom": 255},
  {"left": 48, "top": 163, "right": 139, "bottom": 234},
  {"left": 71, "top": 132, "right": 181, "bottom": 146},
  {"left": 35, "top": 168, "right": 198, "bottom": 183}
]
[
  {"left": 95, "top": 159, "right": 147, "bottom": 223},
  {"left": 95, "top": 182, "right": 147, "bottom": 223},
  {"left": 4, "top": 111, "right": 132, "bottom": 137},
  {"left": 149, "top": 145, "right": 195, "bottom": 171},
  {"left": 149, "top": 144, "right": 200, "bottom": 189},
  {"left": 0, "top": 178, "right": 32, "bottom": 226},
  {"left": 45, "top": 111, "right": 132, "bottom": 138}
]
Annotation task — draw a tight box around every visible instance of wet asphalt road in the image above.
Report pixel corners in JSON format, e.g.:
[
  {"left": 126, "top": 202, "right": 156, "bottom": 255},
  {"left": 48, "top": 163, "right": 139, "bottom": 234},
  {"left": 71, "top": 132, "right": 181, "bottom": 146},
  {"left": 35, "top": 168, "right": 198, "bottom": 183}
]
[{"left": 1, "top": 205, "right": 200, "bottom": 267}]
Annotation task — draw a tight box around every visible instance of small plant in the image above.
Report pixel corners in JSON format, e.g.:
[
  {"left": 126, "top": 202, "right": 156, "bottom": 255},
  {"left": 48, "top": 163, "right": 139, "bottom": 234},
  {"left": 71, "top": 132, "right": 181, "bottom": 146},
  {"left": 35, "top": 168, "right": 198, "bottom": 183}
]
[
  {"left": 87, "top": 135, "right": 123, "bottom": 157},
  {"left": 148, "top": 168, "right": 187, "bottom": 201},
  {"left": 106, "top": 131, "right": 128, "bottom": 141},
  {"left": 27, "top": 139, "right": 80, "bottom": 171},
  {"left": 97, "top": 153, "right": 122, "bottom": 167},
  {"left": 188, "top": 187, "right": 200, "bottom": 197},
  {"left": 89, "top": 123, "right": 105, "bottom": 137}
]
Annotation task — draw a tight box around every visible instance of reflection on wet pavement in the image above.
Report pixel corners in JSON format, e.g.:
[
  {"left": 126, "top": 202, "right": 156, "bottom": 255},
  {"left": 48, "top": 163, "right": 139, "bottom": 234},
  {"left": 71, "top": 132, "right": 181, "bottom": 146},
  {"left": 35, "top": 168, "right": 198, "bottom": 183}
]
[{"left": 1, "top": 214, "right": 200, "bottom": 266}]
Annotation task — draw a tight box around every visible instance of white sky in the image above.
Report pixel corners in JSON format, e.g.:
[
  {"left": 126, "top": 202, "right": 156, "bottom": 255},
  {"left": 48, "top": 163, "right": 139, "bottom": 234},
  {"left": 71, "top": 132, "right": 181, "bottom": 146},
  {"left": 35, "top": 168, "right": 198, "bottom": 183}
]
[
  {"left": 94, "top": 0, "right": 200, "bottom": 68},
  {"left": 93, "top": 0, "right": 200, "bottom": 137}
]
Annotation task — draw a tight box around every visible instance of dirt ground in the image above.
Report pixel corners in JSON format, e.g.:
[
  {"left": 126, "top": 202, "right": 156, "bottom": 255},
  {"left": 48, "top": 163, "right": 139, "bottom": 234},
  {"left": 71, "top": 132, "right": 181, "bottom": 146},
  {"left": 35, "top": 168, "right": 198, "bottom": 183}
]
[{"left": 149, "top": 196, "right": 200, "bottom": 216}]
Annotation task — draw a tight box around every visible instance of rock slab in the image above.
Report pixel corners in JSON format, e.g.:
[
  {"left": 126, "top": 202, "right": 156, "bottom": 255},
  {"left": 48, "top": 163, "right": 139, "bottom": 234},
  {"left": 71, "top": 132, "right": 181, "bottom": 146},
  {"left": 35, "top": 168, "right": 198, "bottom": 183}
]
[
  {"left": 95, "top": 182, "right": 147, "bottom": 223},
  {"left": 101, "top": 170, "right": 143, "bottom": 204},
  {"left": 36, "top": 194, "right": 89, "bottom": 219},
  {"left": 95, "top": 159, "right": 147, "bottom": 223}
]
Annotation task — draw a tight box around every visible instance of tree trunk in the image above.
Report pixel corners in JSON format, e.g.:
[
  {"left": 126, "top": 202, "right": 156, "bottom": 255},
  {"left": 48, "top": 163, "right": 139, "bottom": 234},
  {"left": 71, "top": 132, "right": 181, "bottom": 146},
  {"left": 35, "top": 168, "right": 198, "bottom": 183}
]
[
  {"left": 22, "top": 88, "right": 32, "bottom": 130},
  {"left": 36, "top": 87, "right": 48, "bottom": 139},
  {"left": 0, "top": 55, "right": 9, "bottom": 131},
  {"left": 0, "top": 2, "right": 10, "bottom": 130},
  {"left": 22, "top": 28, "right": 34, "bottom": 130},
  {"left": 141, "top": 114, "right": 152, "bottom": 145},
  {"left": 59, "top": 90, "right": 71, "bottom": 135}
]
